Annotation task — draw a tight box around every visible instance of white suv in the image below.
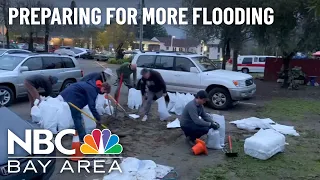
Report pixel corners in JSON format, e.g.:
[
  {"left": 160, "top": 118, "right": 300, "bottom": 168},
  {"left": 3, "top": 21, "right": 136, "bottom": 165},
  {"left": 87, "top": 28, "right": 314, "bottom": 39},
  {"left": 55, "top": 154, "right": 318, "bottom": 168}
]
[{"left": 131, "top": 52, "right": 256, "bottom": 109}]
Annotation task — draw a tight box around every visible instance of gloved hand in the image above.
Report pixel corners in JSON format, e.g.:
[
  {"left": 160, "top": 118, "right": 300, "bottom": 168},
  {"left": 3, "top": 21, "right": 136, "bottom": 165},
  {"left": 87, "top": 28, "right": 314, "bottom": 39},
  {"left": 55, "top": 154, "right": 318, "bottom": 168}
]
[{"left": 210, "top": 122, "right": 220, "bottom": 130}]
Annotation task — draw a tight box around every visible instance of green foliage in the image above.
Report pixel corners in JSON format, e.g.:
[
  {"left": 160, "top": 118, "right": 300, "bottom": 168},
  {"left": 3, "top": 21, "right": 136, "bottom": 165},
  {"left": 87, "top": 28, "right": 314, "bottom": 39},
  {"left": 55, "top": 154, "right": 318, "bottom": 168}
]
[
  {"left": 108, "top": 58, "right": 131, "bottom": 64},
  {"left": 143, "top": 23, "right": 168, "bottom": 39}
]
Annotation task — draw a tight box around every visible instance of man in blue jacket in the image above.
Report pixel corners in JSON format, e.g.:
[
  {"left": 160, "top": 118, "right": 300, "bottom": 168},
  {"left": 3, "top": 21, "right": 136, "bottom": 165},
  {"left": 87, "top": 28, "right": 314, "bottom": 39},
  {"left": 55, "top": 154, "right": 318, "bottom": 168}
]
[{"left": 60, "top": 80, "right": 111, "bottom": 142}]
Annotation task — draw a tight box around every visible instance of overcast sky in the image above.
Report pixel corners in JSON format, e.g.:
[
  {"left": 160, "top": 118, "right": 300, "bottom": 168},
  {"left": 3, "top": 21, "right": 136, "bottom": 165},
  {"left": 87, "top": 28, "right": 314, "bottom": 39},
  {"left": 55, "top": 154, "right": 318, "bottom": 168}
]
[{"left": 50, "top": 0, "right": 186, "bottom": 38}]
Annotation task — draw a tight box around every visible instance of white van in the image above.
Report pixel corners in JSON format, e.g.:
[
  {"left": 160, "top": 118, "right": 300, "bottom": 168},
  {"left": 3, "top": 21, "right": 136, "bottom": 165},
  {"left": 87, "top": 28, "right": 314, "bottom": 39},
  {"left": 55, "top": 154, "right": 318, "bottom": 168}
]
[{"left": 237, "top": 55, "right": 276, "bottom": 73}]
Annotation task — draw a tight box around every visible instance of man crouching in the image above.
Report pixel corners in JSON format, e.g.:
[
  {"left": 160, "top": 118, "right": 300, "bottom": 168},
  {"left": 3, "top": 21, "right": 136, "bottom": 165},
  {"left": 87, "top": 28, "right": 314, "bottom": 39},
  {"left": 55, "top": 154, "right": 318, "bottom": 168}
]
[{"left": 180, "top": 90, "right": 220, "bottom": 146}]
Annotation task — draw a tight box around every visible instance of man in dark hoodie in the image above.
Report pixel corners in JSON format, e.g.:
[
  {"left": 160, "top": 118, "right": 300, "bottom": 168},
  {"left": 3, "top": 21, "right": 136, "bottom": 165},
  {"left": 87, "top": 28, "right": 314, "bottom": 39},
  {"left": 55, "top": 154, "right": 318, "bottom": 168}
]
[
  {"left": 139, "top": 68, "right": 167, "bottom": 121},
  {"left": 60, "top": 80, "right": 111, "bottom": 142}
]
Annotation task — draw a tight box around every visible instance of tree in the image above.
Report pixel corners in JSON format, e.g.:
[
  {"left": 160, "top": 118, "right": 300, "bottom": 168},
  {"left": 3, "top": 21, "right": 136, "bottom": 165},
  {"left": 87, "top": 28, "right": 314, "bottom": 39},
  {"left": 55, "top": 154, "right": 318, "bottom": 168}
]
[
  {"left": 182, "top": 0, "right": 252, "bottom": 71},
  {"left": 143, "top": 23, "right": 168, "bottom": 39},
  {"left": 252, "top": 0, "right": 320, "bottom": 87},
  {"left": 97, "top": 24, "right": 135, "bottom": 50},
  {"left": 0, "top": 0, "right": 10, "bottom": 48}
]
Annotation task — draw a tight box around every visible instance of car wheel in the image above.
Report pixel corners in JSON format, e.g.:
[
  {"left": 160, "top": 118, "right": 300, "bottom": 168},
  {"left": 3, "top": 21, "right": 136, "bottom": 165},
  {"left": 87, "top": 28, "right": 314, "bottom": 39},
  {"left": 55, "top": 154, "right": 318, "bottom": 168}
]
[
  {"left": 97, "top": 59, "right": 100, "bottom": 61},
  {"left": 0, "top": 85, "right": 14, "bottom": 107},
  {"left": 242, "top": 68, "right": 249, "bottom": 73},
  {"left": 208, "top": 87, "right": 232, "bottom": 110},
  {"left": 61, "top": 79, "right": 76, "bottom": 91}
]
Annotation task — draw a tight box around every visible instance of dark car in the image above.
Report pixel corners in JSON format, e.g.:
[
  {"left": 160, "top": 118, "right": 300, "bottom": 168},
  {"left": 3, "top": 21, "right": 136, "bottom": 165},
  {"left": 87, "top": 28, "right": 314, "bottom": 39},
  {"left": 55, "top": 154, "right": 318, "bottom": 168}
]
[
  {"left": 0, "top": 107, "right": 56, "bottom": 179},
  {"left": 80, "top": 50, "right": 95, "bottom": 59}
]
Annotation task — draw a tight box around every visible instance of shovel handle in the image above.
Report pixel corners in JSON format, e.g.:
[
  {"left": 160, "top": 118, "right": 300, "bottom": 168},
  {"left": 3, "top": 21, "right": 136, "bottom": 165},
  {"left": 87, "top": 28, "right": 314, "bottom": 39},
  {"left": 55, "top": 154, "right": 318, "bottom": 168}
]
[
  {"left": 68, "top": 102, "right": 107, "bottom": 129},
  {"left": 228, "top": 135, "right": 232, "bottom": 152}
]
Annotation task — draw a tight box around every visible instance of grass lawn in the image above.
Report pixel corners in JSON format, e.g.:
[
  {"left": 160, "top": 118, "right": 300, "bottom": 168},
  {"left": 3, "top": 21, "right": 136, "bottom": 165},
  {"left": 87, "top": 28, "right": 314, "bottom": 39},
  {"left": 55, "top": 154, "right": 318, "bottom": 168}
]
[{"left": 198, "top": 98, "right": 320, "bottom": 180}]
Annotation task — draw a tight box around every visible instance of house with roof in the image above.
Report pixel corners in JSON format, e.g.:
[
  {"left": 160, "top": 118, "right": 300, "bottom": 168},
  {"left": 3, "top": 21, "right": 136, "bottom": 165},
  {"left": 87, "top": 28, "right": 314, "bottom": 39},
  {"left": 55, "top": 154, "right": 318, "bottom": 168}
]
[{"left": 151, "top": 36, "right": 230, "bottom": 60}]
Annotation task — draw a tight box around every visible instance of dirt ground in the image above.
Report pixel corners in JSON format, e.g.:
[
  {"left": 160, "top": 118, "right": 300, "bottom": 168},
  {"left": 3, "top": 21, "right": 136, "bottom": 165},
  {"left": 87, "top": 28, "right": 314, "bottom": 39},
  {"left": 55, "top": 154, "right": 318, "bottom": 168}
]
[{"left": 99, "top": 80, "right": 320, "bottom": 180}]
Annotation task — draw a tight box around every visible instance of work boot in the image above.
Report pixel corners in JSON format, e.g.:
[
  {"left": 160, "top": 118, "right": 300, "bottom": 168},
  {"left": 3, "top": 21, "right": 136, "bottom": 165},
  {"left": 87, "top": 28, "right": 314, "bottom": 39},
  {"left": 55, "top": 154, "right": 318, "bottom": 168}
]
[
  {"left": 186, "top": 137, "right": 196, "bottom": 146},
  {"left": 141, "top": 115, "right": 148, "bottom": 122}
]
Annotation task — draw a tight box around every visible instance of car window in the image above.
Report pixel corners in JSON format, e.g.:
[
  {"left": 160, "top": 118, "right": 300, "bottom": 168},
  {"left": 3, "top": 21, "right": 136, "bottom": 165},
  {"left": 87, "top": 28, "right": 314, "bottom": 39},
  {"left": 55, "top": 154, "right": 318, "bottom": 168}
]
[
  {"left": 136, "top": 55, "right": 156, "bottom": 68},
  {"left": 22, "top": 57, "right": 43, "bottom": 71},
  {"left": 242, "top": 57, "right": 252, "bottom": 64},
  {"left": 62, "top": 57, "right": 75, "bottom": 68},
  {"left": 192, "top": 56, "right": 217, "bottom": 72},
  {"left": 0, "top": 55, "right": 25, "bottom": 71},
  {"left": 69, "top": 48, "right": 83, "bottom": 55},
  {"left": 42, "top": 57, "right": 63, "bottom": 69},
  {"left": 175, "top": 57, "right": 196, "bottom": 72},
  {"left": 154, "top": 56, "right": 174, "bottom": 70},
  {"left": 254, "top": 57, "right": 258, "bottom": 62},
  {"left": 259, "top": 57, "right": 266, "bottom": 62}
]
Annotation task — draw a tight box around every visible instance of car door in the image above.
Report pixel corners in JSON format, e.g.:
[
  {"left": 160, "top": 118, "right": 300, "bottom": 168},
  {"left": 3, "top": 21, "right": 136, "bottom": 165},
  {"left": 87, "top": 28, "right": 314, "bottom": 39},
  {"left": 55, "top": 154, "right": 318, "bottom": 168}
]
[
  {"left": 135, "top": 55, "right": 156, "bottom": 80},
  {"left": 252, "top": 56, "right": 261, "bottom": 72},
  {"left": 41, "top": 56, "right": 65, "bottom": 92},
  {"left": 257, "top": 56, "right": 267, "bottom": 72},
  {"left": 173, "top": 57, "right": 201, "bottom": 94},
  {"left": 240, "top": 57, "right": 253, "bottom": 72},
  {"left": 153, "top": 55, "right": 175, "bottom": 91},
  {"left": 17, "top": 57, "right": 44, "bottom": 96}
]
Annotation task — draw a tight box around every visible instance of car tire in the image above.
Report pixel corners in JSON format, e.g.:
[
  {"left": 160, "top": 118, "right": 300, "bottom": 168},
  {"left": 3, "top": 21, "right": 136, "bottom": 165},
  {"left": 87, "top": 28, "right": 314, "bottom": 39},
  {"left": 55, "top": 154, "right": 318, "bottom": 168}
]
[
  {"left": 242, "top": 68, "right": 249, "bottom": 73},
  {"left": 60, "top": 79, "right": 76, "bottom": 91},
  {"left": 207, "top": 87, "right": 232, "bottom": 110},
  {"left": 97, "top": 59, "right": 100, "bottom": 61},
  {"left": 0, "top": 85, "right": 14, "bottom": 107}
]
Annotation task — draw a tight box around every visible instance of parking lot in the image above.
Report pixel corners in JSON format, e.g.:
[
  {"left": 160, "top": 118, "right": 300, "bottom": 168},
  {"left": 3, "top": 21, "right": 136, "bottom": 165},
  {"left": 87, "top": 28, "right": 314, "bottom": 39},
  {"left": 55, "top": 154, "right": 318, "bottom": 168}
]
[{"left": 7, "top": 59, "right": 320, "bottom": 180}]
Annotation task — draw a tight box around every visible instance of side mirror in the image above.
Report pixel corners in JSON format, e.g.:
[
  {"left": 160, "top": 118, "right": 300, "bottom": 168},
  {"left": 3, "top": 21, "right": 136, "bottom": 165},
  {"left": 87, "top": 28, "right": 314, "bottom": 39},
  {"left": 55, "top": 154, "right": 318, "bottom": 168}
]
[
  {"left": 20, "top": 66, "right": 29, "bottom": 72},
  {"left": 190, "top": 67, "right": 199, "bottom": 73}
]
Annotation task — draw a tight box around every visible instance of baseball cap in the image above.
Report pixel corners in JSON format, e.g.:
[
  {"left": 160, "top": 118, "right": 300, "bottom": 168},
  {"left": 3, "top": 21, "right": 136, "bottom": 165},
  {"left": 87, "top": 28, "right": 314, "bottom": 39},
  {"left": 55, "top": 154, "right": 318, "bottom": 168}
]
[
  {"left": 140, "top": 68, "right": 150, "bottom": 75},
  {"left": 195, "top": 90, "right": 209, "bottom": 100}
]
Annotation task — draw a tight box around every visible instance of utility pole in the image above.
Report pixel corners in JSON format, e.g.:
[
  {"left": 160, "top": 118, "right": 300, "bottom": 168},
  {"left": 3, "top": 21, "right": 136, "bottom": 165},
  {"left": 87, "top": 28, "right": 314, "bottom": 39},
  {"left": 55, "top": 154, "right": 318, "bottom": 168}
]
[{"left": 139, "top": 0, "right": 144, "bottom": 51}]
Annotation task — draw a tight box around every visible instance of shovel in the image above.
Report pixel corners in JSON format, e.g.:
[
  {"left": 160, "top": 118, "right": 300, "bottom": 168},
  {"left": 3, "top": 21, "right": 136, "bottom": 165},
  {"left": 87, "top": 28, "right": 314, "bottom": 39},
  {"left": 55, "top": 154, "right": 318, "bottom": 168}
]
[{"left": 225, "top": 135, "right": 238, "bottom": 157}]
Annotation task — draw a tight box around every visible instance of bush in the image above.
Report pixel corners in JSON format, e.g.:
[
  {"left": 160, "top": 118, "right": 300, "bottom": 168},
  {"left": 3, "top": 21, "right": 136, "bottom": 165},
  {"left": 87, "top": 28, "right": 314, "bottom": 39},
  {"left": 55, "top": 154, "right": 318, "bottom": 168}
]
[{"left": 108, "top": 58, "right": 132, "bottom": 64}]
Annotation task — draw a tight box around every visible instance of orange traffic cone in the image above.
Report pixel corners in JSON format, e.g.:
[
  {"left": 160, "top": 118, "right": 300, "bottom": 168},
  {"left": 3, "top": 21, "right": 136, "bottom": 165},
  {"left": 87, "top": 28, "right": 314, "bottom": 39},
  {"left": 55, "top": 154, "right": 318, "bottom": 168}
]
[
  {"left": 192, "top": 138, "right": 208, "bottom": 155},
  {"left": 69, "top": 132, "right": 84, "bottom": 161}
]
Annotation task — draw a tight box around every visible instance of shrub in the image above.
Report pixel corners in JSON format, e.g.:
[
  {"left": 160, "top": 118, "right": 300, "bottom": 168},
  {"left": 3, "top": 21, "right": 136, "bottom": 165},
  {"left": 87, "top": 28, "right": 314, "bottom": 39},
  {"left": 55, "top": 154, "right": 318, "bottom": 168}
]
[{"left": 108, "top": 58, "right": 132, "bottom": 64}]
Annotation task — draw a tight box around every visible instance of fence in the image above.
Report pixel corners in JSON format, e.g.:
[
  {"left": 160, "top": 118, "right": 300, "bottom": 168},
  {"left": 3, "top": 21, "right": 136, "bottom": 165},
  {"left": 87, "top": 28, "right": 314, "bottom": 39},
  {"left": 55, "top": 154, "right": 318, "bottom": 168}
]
[{"left": 264, "top": 58, "right": 320, "bottom": 83}]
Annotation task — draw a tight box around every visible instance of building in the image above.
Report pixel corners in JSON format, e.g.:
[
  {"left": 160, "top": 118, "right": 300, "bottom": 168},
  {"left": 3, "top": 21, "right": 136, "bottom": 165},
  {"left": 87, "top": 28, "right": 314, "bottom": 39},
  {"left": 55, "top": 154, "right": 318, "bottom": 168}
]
[
  {"left": 151, "top": 37, "right": 232, "bottom": 60},
  {"left": 131, "top": 39, "right": 161, "bottom": 51}
]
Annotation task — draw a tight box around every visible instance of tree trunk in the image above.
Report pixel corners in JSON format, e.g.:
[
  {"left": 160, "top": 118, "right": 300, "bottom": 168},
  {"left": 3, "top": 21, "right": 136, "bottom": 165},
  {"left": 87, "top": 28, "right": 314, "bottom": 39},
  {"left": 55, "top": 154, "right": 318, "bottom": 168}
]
[
  {"left": 232, "top": 49, "right": 239, "bottom": 71},
  {"left": 45, "top": 22, "right": 49, "bottom": 52},
  {"left": 221, "top": 41, "right": 226, "bottom": 70},
  {"left": 5, "top": 27, "right": 9, "bottom": 48},
  {"left": 28, "top": 32, "right": 34, "bottom": 51},
  {"left": 281, "top": 52, "right": 295, "bottom": 88}
]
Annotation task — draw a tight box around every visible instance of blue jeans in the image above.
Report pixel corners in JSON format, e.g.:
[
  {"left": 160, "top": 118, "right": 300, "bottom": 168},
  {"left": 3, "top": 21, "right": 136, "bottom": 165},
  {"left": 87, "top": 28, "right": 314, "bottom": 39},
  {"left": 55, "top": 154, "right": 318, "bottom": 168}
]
[{"left": 69, "top": 104, "right": 86, "bottom": 142}]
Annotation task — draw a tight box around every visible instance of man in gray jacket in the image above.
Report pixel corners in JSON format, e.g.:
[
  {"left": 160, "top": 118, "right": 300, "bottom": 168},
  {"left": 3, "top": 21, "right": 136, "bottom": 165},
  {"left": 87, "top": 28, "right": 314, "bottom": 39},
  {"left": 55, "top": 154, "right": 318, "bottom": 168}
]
[{"left": 180, "top": 90, "right": 220, "bottom": 146}]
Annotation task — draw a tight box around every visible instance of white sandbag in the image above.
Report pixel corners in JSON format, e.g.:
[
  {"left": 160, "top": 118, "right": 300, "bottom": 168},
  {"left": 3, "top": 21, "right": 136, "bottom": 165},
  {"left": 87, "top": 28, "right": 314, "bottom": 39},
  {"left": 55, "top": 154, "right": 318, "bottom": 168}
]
[
  {"left": 57, "top": 102, "right": 74, "bottom": 131},
  {"left": 156, "top": 97, "right": 171, "bottom": 121},
  {"left": 271, "top": 124, "right": 300, "bottom": 136},
  {"left": 127, "top": 88, "right": 135, "bottom": 109},
  {"left": 211, "top": 114, "right": 226, "bottom": 147},
  {"left": 166, "top": 118, "right": 180, "bottom": 129},
  {"left": 82, "top": 105, "right": 96, "bottom": 134},
  {"left": 167, "top": 92, "right": 176, "bottom": 112},
  {"left": 244, "top": 129, "right": 286, "bottom": 160},
  {"left": 174, "top": 92, "right": 184, "bottom": 115},
  {"left": 39, "top": 100, "right": 59, "bottom": 134},
  {"left": 133, "top": 89, "right": 142, "bottom": 110},
  {"left": 105, "top": 105, "right": 114, "bottom": 115},
  {"left": 31, "top": 99, "right": 41, "bottom": 123},
  {"left": 206, "top": 129, "right": 222, "bottom": 149},
  {"left": 230, "top": 117, "right": 275, "bottom": 131},
  {"left": 96, "top": 94, "right": 105, "bottom": 115}
]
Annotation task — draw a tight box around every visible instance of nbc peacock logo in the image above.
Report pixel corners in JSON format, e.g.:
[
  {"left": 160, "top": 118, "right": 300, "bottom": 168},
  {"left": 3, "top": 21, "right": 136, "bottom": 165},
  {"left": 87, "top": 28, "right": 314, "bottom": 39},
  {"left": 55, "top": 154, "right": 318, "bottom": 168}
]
[{"left": 80, "top": 129, "right": 123, "bottom": 154}]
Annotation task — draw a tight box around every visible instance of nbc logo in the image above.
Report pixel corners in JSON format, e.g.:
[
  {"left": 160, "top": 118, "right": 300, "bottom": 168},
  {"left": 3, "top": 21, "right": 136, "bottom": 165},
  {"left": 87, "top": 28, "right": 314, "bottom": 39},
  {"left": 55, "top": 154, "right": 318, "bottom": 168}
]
[{"left": 80, "top": 129, "right": 123, "bottom": 154}]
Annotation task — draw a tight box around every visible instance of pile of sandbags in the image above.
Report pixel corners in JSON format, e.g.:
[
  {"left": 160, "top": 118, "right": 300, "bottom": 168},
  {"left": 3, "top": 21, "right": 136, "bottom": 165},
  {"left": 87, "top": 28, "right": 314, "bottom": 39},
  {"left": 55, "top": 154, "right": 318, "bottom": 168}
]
[
  {"left": 31, "top": 94, "right": 114, "bottom": 134},
  {"left": 31, "top": 96, "right": 74, "bottom": 134},
  {"left": 167, "top": 92, "right": 194, "bottom": 115},
  {"left": 103, "top": 157, "right": 174, "bottom": 180}
]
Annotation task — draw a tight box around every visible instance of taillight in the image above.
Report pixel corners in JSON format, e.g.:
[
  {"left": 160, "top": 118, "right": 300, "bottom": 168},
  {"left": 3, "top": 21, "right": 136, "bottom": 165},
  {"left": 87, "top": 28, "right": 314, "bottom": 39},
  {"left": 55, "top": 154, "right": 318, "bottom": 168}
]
[{"left": 81, "top": 70, "right": 84, "bottom": 77}]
